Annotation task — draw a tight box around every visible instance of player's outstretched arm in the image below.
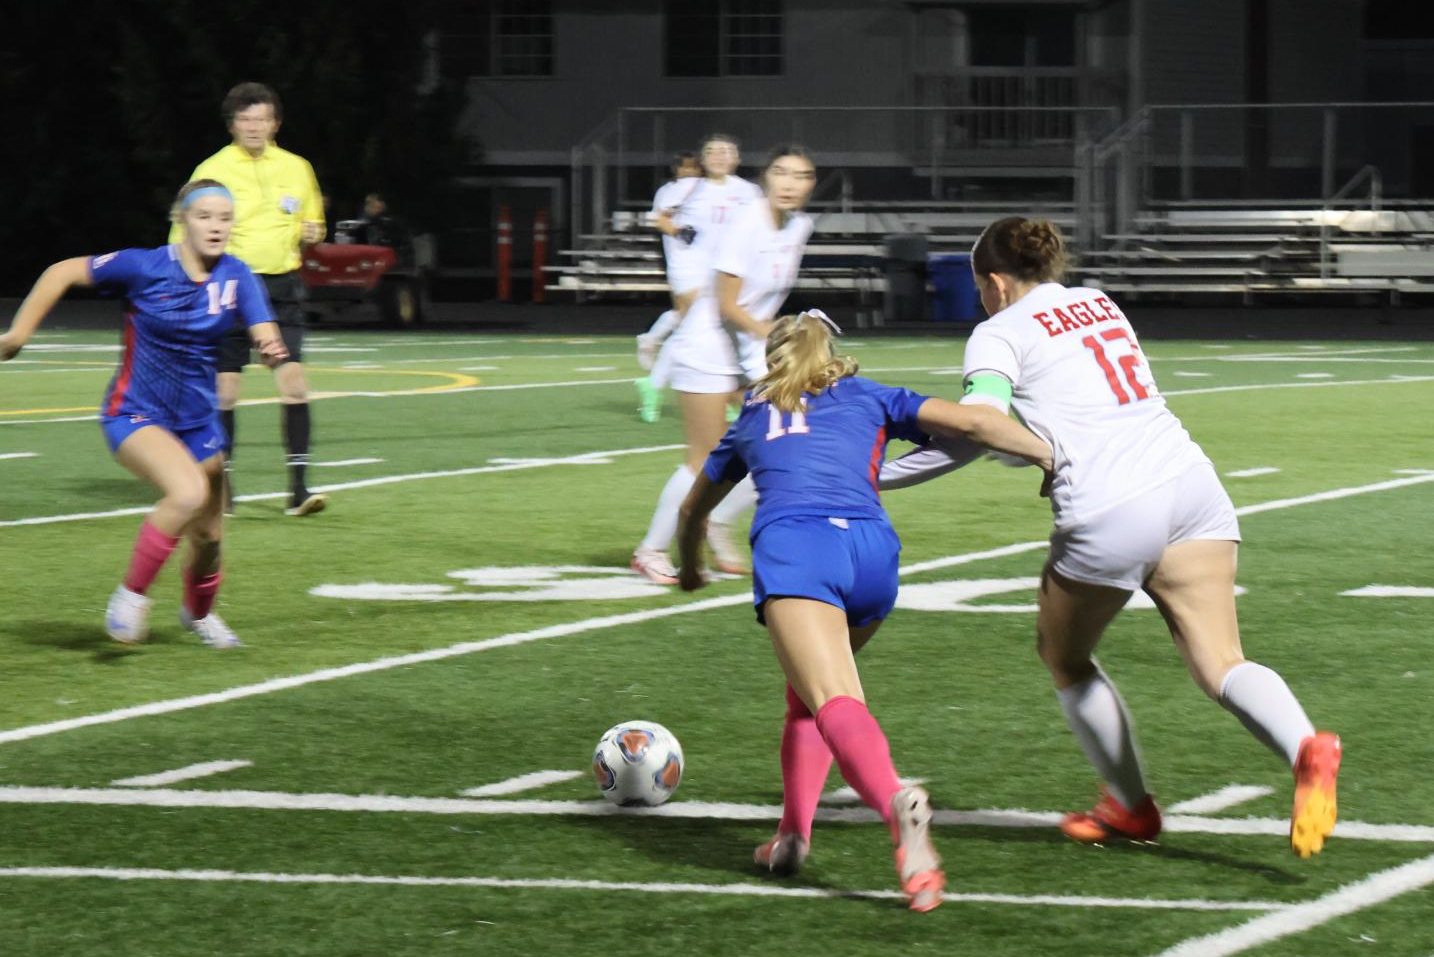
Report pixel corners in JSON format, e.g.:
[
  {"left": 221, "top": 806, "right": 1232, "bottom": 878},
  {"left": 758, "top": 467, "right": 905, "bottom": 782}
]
[
  {"left": 916, "top": 397, "right": 1052, "bottom": 472},
  {"left": 877, "top": 434, "right": 985, "bottom": 491},
  {"left": 248, "top": 321, "right": 290, "bottom": 368},
  {"left": 0, "top": 258, "right": 92, "bottom": 361},
  {"left": 676, "top": 472, "right": 738, "bottom": 591}
]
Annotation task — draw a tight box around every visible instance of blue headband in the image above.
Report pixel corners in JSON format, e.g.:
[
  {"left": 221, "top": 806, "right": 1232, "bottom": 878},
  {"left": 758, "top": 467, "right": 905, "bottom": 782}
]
[{"left": 181, "top": 185, "right": 233, "bottom": 209}]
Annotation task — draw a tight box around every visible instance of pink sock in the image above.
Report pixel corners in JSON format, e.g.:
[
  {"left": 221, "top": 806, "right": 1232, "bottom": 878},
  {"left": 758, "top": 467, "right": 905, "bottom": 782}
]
[
  {"left": 779, "top": 684, "right": 834, "bottom": 841},
  {"left": 183, "top": 568, "right": 223, "bottom": 619},
  {"left": 815, "top": 695, "right": 903, "bottom": 835},
  {"left": 123, "top": 521, "right": 180, "bottom": 594}
]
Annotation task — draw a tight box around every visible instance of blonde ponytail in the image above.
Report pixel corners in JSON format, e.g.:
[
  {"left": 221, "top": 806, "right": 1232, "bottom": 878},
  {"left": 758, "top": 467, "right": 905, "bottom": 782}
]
[{"left": 754, "top": 311, "right": 858, "bottom": 412}]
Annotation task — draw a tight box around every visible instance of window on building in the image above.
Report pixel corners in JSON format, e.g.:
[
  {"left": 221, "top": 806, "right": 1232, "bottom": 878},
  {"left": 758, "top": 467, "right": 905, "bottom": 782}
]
[
  {"left": 967, "top": 5, "right": 1076, "bottom": 68},
  {"left": 442, "top": 0, "right": 554, "bottom": 79},
  {"left": 666, "top": 0, "right": 784, "bottom": 77}
]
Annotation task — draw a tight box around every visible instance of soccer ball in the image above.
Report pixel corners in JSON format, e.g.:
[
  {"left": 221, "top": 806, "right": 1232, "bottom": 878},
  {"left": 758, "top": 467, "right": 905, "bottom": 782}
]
[{"left": 592, "top": 720, "right": 684, "bottom": 807}]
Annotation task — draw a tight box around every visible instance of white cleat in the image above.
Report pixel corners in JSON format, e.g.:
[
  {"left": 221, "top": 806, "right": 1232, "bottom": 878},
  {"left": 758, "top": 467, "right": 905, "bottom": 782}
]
[
  {"left": 180, "top": 608, "right": 243, "bottom": 649},
  {"left": 630, "top": 547, "right": 679, "bottom": 585},
  {"left": 706, "top": 521, "right": 748, "bottom": 575},
  {"left": 892, "top": 786, "right": 945, "bottom": 912},
  {"left": 105, "top": 585, "right": 152, "bottom": 644}
]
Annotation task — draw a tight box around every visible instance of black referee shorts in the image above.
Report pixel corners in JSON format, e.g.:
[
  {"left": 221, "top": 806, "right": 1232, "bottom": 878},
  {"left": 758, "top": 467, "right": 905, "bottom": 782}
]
[{"left": 219, "top": 271, "right": 307, "bottom": 373}]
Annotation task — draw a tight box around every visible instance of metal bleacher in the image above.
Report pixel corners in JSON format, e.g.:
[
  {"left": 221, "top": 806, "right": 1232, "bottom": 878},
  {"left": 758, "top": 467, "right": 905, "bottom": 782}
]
[
  {"left": 1080, "top": 201, "right": 1434, "bottom": 299},
  {"left": 548, "top": 203, "right": 1080, "bottom": 310}
]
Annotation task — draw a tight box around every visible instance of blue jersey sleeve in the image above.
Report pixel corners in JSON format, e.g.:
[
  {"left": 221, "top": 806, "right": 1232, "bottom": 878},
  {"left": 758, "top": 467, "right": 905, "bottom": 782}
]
[
  {"left": 87, "top": 249, "right": 149, "bottom": 293},
  {"left": 702, "top": 419, "right": 750, "bottom": 484},
  {"left": 233, "top": 263, "right": 276, "bottom": 328},
  {"left": 871, "top": 381, "right": 931, "bottom": 444}
]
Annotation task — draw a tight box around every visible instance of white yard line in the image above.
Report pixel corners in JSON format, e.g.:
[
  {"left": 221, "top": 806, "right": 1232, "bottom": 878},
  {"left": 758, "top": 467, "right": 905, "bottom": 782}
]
[
  {"left": 0, "top": 864, "right": 1284, "bottom": 911},
  {"left": 1225, "top": 467, "right": 1281, "bottom": 478},
  {"left": 8, "top": 368, "right": 1432, "bottom": 428},
  {"left": 2, "top": 472, "right": 1431, "bottom": 743},
  {"left": 313, "top": 458, "right": 385, "bottom": 468},
  {"left": 1150, "top": 853, "right": 1434, "bottom": 957},
  {"left": 460, "top": 770, "right": 584, "bottom": 797},
  {"left": 0, "top": 443, "right": 684, "bottom": 528},
  {"left": 112, "top": 760, "right": 252, "bottom": 788},
  {"left": 0, "top": 452, "right": 39, "bottom": 460},
  {"left": 0, "top": 785, "right": 1430, "bottom": 845},
  {"left": 1168, "top": 785, "right": 1274, "bottom": 815},
  {"left": 1342, "top": 586, "right": 1434, "bottom": 598},
  {"left": 1163, "top": 374, "right": 1434, "bottom": 397}
]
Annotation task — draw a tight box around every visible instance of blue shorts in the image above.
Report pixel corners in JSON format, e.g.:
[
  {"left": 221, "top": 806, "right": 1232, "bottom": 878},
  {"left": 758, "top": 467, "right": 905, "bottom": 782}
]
[
  {"left": 751, "top": 515, "right": 901, "bottom": 627},
  {"left": 100, "top": 412, "right": 227, "bottom": 463}
]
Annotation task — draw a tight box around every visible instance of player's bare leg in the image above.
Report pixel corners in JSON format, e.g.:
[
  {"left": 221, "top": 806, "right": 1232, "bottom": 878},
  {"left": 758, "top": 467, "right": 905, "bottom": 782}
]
[
  {"left": 1037, "top": 566, "right": 1162, "bottom": 842},
  {"left": 1145, "top": 538, "right": 1336, "bottom": 856},
  {"left": 108, "top": 428, "right": 213, "bottom": 643},
  {"left": 177, "top": 454, "right": 240, "bottom": 648}
]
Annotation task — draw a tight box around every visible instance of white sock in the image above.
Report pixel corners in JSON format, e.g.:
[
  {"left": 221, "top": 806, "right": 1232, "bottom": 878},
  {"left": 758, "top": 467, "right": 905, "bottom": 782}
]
[
  {"left": 639, "top": 464, "right": 696, "bottom": 552},
  {"left": 1219, "top": 661, "right": 1316, "bottom": 766},
  {"left": 1056, "top": 665, "right": 1149, "bottom": 810},
  {"left": 647, "top": 309, "right": 680, "bottom": 340},
  {"left": 710, "top": 475, "right": 756, "bottom": 526}
]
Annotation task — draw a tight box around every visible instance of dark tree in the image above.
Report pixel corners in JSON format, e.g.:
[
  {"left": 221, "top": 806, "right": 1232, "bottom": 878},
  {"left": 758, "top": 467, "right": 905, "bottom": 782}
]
[{"left": 0, "top": 0, "right": 471, "bottom": 292}]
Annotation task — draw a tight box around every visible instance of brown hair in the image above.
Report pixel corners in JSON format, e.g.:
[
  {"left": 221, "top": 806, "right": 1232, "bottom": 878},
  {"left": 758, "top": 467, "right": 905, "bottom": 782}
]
[
  {"left": 169, "top": 178, "right": 233, "bottom": 223},
  {"left": 754, "top": 312, "right": 858, "bottom": 413},
  {"left": 222, "top": 82, "right": 283, "bottom": 125},
  {"left": 971, "top": 216, "right": 1067, "bottom": 284}
]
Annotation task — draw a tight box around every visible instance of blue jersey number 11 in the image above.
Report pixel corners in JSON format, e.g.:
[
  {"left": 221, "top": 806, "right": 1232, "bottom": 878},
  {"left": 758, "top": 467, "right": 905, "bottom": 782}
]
[{"left": 766, "top": 407, "right": 810, "bottom": 441}]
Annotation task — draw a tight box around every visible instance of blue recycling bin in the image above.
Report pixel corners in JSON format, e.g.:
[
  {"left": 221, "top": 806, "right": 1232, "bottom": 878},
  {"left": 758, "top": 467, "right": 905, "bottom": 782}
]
[{"left": 929, "top": 254, "right": 982, "bottom": 322}]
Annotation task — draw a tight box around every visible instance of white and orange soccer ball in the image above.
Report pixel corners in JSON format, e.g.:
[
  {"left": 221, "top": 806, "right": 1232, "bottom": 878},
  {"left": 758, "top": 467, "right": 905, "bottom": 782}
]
[{"left": 592, "top": 720, "right": 684, "bottom": 807}]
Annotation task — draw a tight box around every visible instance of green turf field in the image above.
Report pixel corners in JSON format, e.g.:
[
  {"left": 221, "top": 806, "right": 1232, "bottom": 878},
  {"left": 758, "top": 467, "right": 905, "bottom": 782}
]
[{"left": 1, "top": 327, "right": 1432, "bottom": 956}]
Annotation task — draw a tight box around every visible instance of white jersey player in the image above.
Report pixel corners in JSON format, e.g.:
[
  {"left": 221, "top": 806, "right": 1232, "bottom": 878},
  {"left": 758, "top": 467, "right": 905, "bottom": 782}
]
[
  {"left": 638, "top": 141, "right": 763, "bottom": 423},
  {"left": 631, "top": 146, "right": 818, "bottom": 587},
  {"left": 890, "top": 217, "right": 1342, "bottom": 859}
]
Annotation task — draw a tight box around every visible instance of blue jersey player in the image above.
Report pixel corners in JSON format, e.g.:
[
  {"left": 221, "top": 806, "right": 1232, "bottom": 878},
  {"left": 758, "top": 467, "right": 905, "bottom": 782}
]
[
  {"left": 676, "top": 310, "right": 1052, "bottom": 912},
  {"left": 1, "top": 179, "right": 287, "bottom": 649}
]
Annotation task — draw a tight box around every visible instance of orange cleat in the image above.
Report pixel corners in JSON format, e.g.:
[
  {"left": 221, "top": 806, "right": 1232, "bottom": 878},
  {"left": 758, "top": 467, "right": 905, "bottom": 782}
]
[
  {"left": 753, "top": 831, "right": 809, "bottom": 876},
  {"left": 1290, "top": 731, "right": 1341, "bottom": 859},
  {"left": 1060, "top": 788, "right": 1162, "bottom": 844},
  {"left": 630, "top": 548, "right": 679, "bottom": 585},
  {"left": 891, "top": 786, "right": 945, "bottom": 912}
]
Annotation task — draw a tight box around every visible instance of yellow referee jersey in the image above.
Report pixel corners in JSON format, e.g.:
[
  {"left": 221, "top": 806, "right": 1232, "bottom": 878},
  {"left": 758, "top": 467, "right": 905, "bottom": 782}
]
[{"left": 170, "top": 143, "right": 324, "bottom": 275}]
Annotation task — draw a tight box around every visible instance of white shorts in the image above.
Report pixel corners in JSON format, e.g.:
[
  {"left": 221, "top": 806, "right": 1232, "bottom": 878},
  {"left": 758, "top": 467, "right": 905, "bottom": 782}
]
[
  {"left": 669, "top": 359, "right": 743, "bottom": 394},
  {"left": 1049, "top": 462, "right": 1241, "bottom": 591},
  {"left": 666, "top": 249, "right": 710, "bottom": 296}
]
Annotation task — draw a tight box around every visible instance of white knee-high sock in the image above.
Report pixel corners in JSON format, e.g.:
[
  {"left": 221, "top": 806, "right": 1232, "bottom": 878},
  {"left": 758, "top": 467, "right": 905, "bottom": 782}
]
[
  {"left": 647, "top": 308, "right": 681, "bottom": 340},
  {"left": 710, "top": 474, "right": 757, "bottom": 526},
  {"left": 1218, "top": 661, "right": 1316, "bottom": 766},
  {"left": 639, "top": 465, "right": 696, "bottom": 552},
  {"left": 1056, "top": 665, "right": 1149, "bottom": 809}
]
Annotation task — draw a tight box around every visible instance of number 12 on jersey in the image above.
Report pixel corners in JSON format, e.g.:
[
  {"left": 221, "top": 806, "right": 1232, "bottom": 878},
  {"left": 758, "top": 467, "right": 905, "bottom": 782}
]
[
  {"left": 766, "top": 407, "right": 810, "bottom": 440},
  {"left": 1082, "top": 328, "right": 1155, "bottom": 405}
]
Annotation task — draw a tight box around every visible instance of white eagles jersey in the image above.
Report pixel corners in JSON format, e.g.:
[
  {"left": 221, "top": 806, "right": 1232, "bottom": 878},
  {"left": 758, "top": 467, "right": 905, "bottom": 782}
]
[
  {"left": 670, "top": 200, "right": 813, "bottom": 375},
  {"left": 962, "top": 282, "right": 1210, "bottom": 527},
  {"left": 652, "top": 175, "right": 763, "bottom": 265}
]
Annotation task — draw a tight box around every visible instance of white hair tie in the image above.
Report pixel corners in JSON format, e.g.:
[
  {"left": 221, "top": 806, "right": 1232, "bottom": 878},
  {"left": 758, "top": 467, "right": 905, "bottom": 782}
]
[{"left": 800, "top": 308, "right": 842, "bottom": 336}]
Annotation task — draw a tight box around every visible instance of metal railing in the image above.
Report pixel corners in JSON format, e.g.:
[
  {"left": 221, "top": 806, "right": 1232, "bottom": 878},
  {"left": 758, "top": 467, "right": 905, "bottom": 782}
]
[
  {"left": 569, "top": 104, "right": 1118, "bottom": 244},
  {"left": 1319, "top": 164, "right": 1383, "bottom": 280}
]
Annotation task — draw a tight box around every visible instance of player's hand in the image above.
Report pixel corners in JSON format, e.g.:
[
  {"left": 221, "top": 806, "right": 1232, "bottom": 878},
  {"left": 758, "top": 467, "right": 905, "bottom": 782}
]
[
  {"left": 750, "top": 319, "right": 774, "bottom": 340},
  {"left": 676, "top": 225, "right": 698, "bottom": 245},
  {"left": 1039, "top": 469, "right": 1054, "bottom": 498},
  {"left": 0, "top": 330, "right": 23, "bottom": 361},
  {"left": 300, "top": 221, "right": 324, "bottom": 245},
  {"left": 256, "top": 336, "right": 289, "bottom": 368}
]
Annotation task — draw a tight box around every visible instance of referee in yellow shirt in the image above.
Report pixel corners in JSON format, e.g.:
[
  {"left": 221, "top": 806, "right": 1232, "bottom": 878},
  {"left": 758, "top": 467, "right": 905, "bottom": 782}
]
[{"left": 174, "top": 82, "right": 327, "bottom": 516}]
